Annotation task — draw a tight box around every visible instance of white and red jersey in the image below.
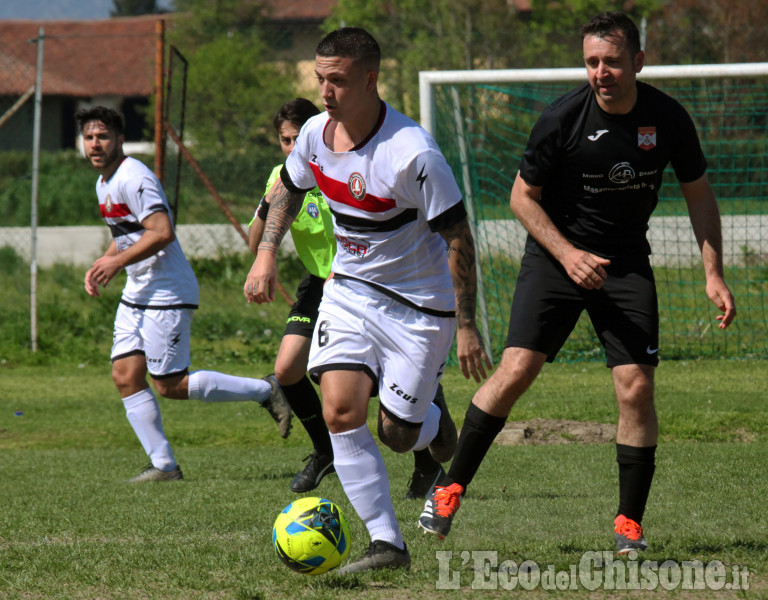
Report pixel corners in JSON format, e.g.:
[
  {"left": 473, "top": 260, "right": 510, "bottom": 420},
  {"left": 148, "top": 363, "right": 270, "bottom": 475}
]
[
  {"left": 96, "top": 156, "right": 198, "bottom": 307},
  {"left": 284, "top": 101, "right": 465, "bottom": 315}
]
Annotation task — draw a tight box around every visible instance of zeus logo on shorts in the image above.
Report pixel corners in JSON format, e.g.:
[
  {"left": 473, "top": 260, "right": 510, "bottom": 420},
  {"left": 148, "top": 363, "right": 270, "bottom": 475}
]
[
  {"left": 336, "top": 234, "right": 369, "bottom": 258},
  {"left": 389, "top": 382, "right": 419, "bottom": 404}
]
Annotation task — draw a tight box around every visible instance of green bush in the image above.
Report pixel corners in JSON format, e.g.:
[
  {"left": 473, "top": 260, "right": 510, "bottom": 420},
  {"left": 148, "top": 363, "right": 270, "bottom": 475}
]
[
  {"left": 0, "top": 150, "right": 102, "bottom": 226},
  {"left": 0, "top": 147, "right": 283, "bottom": 227},
  {"left": 0, "top": 252, "right": 296, "bottom": 367}
]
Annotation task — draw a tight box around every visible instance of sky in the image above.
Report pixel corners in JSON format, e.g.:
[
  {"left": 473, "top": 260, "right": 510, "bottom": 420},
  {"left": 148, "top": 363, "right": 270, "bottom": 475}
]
[{"left": 0, "top": 0, "right": 174, "bottom": 20}]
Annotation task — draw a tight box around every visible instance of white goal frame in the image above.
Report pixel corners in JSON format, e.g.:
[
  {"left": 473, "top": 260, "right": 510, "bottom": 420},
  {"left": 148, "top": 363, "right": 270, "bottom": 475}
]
[{"left": 419, "top": 62, "right": 768, "bottom": 135}]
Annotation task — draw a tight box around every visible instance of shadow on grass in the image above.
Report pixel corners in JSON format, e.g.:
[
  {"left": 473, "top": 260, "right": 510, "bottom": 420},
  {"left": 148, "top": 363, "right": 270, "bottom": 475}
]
[{"left": 312, "top": 573, "right": 376, "bottom": 591}]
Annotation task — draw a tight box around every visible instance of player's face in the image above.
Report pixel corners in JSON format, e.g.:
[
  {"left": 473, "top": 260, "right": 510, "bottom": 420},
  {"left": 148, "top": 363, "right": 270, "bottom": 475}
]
[
  {"left": 278, "top": 122, "right": 301, "bottom": 158},
  {"left": 583, "top": 32, "right": 644, "bottom": 114},
  {"left": 314, "top": 54, "right": 376, "bottom": 122},
  {"left": 82, "top": 120, "right": 123, "bottom": 176}
]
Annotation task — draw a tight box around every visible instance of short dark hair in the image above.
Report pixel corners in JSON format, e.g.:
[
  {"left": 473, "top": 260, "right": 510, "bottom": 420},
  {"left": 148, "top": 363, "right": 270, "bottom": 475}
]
[
  {"left": 273, "top": 98, "right": 321, "bottom": 132},
  {"left": 315, "top": 27, "right": 381, "bottom": 71},
  {"left": 75, "top": 105, "right": 125, "bottom": 134},
  {"left": 581, "top": 11, "right": 641, "bottom": 56}
]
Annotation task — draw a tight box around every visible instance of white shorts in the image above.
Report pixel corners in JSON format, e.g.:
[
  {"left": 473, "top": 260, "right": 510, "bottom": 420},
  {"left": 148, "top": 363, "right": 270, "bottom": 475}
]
[
  {"left": 111, "top": 302, "right": 193, "bottom": 379},
  {"left": 308, "top": 278, "right": 455, "bottom": 425}
]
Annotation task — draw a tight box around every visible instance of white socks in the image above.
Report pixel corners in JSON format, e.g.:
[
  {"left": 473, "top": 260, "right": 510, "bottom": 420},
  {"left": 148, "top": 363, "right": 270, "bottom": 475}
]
[
  {"left": 330, "top": 424, "right": 404, "bottom": 549},
  {"left": 123, "top": 387, "right": 176, "bottom": 471},
  {"left": 187, "top": 370, "right": 271, "bottom": 403},
  {"left": 410, "top": 401, "right": 440, "bottom": 452}
]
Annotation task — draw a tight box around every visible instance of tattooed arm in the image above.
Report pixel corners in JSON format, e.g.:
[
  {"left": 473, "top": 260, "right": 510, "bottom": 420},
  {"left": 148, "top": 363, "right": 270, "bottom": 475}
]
[
  {"left": 440, "top": 217, "right": 492, "bottom": 381},
  {"left": 244, "top": 178, "right": 306, "bottom": 304}
]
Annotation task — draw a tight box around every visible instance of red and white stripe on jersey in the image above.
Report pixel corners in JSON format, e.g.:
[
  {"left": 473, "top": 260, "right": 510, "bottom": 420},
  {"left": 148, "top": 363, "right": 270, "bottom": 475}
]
[
  {"left": 284, "top": 101, "right": 465, "bottom": 313},
  {"left": 309, "top": 163, "right": 397, "bottom": 213},
  {"left": 100, "top": 202, "right": 132, "bottom": 219}
]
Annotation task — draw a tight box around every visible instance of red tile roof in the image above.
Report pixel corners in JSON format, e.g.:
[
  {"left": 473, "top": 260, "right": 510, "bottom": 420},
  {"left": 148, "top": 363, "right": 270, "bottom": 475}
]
[
  {"left": 270, "top": 0, "right": 337, "bottom": 20},
  {"left": 266, "top": 0, "right": 336, "bottom": 20},
  {"left": 0, "top": 15, "right": 167, "bottom": 97},
  {"left": 0, "top": 3, "right": 337, "bottom": 99}
]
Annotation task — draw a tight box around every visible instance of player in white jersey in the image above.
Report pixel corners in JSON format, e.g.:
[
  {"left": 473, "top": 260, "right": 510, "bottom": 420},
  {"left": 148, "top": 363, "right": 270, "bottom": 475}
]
[
  {"left": 244, "top": 28, "right": 491, "bottom": 573},
  {"left": 77, "top": 106, "right": 292, "bottom": 482}
]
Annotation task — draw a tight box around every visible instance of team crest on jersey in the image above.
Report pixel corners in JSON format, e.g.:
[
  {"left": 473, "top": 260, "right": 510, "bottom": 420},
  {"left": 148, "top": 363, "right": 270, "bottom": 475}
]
[
  {"left": 104, "top": 193, "right": 113, "bottom": 213},
  {"left": 306, "top": 202, "right": 320, "bottom": 219},
  {"left": 638, "top": 126, "right": 657, "bottom": 150},
  {"left": 348, "top": 173, "right": 366, "bottom": 200}
]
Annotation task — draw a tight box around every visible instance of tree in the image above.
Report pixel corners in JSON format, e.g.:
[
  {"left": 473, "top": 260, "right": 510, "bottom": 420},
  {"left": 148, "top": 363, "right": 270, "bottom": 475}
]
[
  {"left": 323, "top": 0, "right": 663, "bottom": 117},
  {"left": 324, "top": 0, "right": 528, "bottom": 116},
  {"left": 167, "top": 0, "right": 298, "bottom": 154},
  {"left": 111, "top": 0, "right": 159, "bottom": 17},
  {"left": 647, "top": 0, "right": 768, "bottom": 64}
]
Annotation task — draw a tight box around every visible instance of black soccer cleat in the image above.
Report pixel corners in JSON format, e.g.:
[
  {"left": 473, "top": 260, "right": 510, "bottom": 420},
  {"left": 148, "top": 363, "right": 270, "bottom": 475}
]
[
  {"left": 290, "top": 450, "right": 335, "bottom": 493},
  {"left": 337, "top": 540, "right": 411, "bottom": 574}
]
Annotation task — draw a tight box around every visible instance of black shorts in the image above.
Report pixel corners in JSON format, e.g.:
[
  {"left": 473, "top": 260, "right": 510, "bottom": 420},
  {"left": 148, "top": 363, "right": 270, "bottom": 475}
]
[
  {"left": 284, "top": 273, "right": 325, "bottom": 337},
  {"left": 505, "top": 250, "right": 659, "bottom": 367}
]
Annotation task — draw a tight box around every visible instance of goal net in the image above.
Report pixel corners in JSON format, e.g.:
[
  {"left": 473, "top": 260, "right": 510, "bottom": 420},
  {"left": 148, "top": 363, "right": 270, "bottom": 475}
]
[{"left": 420, "top": 63, "right": 768, "bottom": 361}]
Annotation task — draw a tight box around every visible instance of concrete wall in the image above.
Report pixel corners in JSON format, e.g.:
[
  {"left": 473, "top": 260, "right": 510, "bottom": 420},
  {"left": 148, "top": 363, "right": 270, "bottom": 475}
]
[
  {"left": 1, "top": 215, "right": 764, "bottom": 268},
  {"left": 0, "top": 224, "right": 296, "bottom": 267}
]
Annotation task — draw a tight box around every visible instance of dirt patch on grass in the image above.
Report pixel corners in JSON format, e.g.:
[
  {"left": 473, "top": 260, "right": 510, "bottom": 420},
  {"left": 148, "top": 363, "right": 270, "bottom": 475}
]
[{"left": 495, "top": 418, "right": 617, "bottom": 445}]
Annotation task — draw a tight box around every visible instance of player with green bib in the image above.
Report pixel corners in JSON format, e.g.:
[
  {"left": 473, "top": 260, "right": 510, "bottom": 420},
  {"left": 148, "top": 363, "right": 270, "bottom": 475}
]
[{"left": 249, "top": 99, "right": 336, "bottom": 493}]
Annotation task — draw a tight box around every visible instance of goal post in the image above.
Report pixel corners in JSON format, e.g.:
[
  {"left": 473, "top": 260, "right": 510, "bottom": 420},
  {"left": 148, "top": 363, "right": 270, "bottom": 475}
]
[{"left": 420, "top": 62, "right": 768, "bottom": 362}]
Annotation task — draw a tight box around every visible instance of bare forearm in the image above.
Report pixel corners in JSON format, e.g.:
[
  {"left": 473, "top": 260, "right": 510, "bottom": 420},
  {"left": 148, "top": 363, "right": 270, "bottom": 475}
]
[
  {"left": 682, "top": 175, "right": 725, "bottom": 279},
  {"left": 510, "top": 181, "right": 571, "bottom": 262},
  {"left": 441, "top": 218, "right": 478, "bottom": 329},
  {"left": 248, "top": 216, "right": 266, "bottom": 254},
  {"left": 689, "top": 198, "right": 724, "bottom": 279},
  {"left": 258, "top": 180, "right": 304, "bottom": 254},
  {"left": 113, "top": 229, "right": 172, "bottom": 268}
]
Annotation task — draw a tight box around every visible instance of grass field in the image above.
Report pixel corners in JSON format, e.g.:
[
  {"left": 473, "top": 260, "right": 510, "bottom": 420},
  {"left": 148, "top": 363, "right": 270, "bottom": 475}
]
[
  {"left": 1, "top": 360, "right": 766, "bottom": 599},
  {"left": 1, "top": 256, "right": 767, "bottom": 598}
]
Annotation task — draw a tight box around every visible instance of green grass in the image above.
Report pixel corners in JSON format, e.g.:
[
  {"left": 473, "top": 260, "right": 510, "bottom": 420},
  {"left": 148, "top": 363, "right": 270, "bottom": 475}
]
[
  {"left": 1, "top": 255, "right": 767, "bottom": 598},
  {"left": 0, "top": 361, "right": 766, "bottom": 599}
]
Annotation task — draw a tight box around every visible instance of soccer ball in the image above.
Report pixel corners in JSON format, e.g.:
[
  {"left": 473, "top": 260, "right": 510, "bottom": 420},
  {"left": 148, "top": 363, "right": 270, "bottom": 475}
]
[{"left": 272, "top": 497, "right": 351, "bottom": 575}]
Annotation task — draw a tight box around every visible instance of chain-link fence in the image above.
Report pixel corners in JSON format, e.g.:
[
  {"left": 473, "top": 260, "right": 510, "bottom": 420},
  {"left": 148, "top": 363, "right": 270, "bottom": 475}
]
[{"left": 0, "top": 26, "right": 37, "bottom": 261}]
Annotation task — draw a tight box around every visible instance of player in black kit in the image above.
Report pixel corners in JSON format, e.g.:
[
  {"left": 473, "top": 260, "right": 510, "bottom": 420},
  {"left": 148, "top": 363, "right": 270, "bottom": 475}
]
[{"left": 418, "top": 11, "right": 736, "bottom": 554}]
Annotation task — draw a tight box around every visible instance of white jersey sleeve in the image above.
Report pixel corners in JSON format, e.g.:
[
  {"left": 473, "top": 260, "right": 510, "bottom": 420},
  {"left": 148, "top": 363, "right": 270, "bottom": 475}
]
[
  {"left": 394, "top": 146, "right": 465, "bottom": 228},
  {"left": 120, "top": 170, "right": 169, "bottom": 223},
  {"left": 284, "top": 113, "right": 324, "bottom": 191}
]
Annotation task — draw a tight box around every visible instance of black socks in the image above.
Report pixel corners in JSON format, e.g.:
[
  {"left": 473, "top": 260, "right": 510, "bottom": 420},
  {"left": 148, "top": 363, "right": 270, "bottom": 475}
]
[
  {"left": 281, "top": 376, "right": 332, "bottom": 455},
  {"left": 616, "top": 443, "right": 656, "bottom": 524},
  {"left": 446, "top": 402, "right": 507, "bottom": 489}
]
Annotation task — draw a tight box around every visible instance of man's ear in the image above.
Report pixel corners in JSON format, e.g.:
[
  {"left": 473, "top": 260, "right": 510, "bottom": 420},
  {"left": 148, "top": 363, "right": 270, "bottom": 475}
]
[
  {"left": 366, "top": 69, "right": 379, "bottom": 93},
  {"left": 634, "top": 50, "right": 645, "bottom": 74}
]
